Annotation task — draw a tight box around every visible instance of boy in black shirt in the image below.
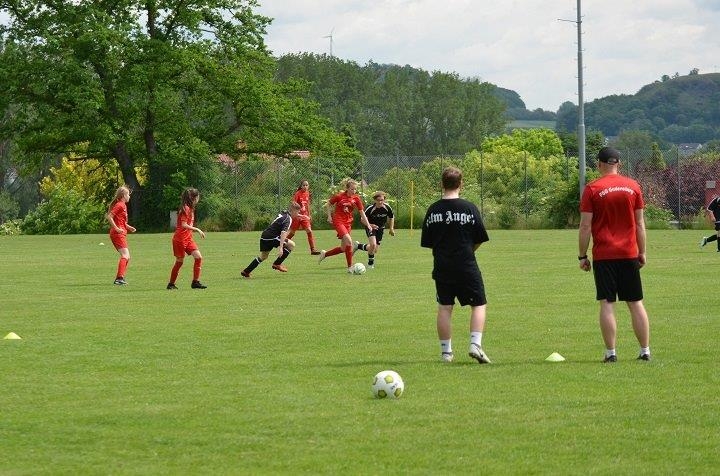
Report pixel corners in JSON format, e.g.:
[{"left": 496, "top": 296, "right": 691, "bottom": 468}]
[{"left": 421, "top": 167, "right": 491, "bottom": 364}]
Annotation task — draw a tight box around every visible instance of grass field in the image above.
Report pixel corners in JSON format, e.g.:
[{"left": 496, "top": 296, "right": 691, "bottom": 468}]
[{"left": 1, "top": 229, "right": 719, "bottom": 474}]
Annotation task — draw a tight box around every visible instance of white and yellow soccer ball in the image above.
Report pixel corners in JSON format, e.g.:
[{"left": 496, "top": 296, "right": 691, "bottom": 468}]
[
  {"left": 351, "top": 262, "right": 366, "bottom": 275},
  {"left": 372, "top": 370, "right": 404, "bottom": 399}
]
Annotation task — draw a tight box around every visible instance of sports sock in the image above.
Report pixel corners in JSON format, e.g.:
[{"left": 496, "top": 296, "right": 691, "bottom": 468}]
[
  {"left": 325, "top": 246, "right": 342, "bottom": 257},
  {"left": 368, "top": 254, "right": 375, "bottom": 265},
  {"left": 193, "top": 257, "right": 202, "bottom": 281},
  {"left": 470, "top": 332, "right": 483, "bottom": 347},
  {"left": 344, "top": 245, "right": 353, "bottom": 266},
  {"left": 308, "top": 232, "right": 316, "bottom": 251},
  {"left": 273, "top": 247, "right": 291, "bottom": 265},
  {"left": 357, "top": 242, "right": 367, "bottom": 251},
  {"left": 605, "top": 348, "right": 616, "bottom": 358},
  {"left": 169, "top": 261, "right": 182, "bottom": 284},
  {"left": 117, "top": 257, "right": 129, "bottom": 279},
  {"left": 440, "top": 339, "right": 452, "bottom": 354},
  {"left": 640, "top": 346, "right": 650, "bottom": 356},
  {"left": 245, "top": 257, "right": 262, "bottom": 273}
]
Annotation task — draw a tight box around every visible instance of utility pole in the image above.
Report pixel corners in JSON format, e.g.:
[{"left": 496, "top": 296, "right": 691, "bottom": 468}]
[{"left": 576, "top": 0, "right": 586, "bottom": 198}]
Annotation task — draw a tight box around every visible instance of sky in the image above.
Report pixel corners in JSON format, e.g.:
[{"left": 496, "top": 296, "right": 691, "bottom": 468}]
[{"left": 256, "top": 0, "right": 720, "bottom": 111}]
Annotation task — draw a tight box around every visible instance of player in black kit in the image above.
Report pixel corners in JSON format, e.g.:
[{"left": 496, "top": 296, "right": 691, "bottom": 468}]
[
  {"left": 353, "top": 191, "right": 395, "bottom": 268},
  {"left": 241, "top": 202, "right": 301, "bottom": 278},
  {"left": 700, "top": 195, "right": 720, "bottom": 251}
]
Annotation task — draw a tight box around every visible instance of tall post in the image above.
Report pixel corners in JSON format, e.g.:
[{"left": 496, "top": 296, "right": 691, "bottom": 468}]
[{"left": 577, "top": 0, "right": 586, "bottom": 197}]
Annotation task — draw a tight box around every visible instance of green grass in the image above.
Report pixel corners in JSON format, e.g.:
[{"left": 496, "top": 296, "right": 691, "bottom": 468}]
[{"left": 1, "top": 229, "right": 719, "bottom": 474}]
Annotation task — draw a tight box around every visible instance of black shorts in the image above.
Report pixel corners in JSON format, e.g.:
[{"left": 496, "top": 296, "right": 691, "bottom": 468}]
[
  {"left": 435, "top": 274, "right": 487, "bottom": 307},
  {"left": 259, "top": 237, "right": 281, "bottom": 252},
  {"left": 592, "top": 259, "right": 643, "bottom": 302},
  {"left": 365, "top": 227, "right": 384, "bottom": 244}
]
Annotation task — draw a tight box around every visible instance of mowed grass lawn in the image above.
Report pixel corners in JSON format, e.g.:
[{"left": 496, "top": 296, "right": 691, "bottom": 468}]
[{"left": 1, "top": 229, "right": 719, "bottom": 474}]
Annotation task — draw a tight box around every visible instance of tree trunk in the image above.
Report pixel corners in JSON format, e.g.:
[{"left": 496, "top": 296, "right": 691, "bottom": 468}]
[{"left": 112, "top": 141, "right": 142, "bottom": 222}]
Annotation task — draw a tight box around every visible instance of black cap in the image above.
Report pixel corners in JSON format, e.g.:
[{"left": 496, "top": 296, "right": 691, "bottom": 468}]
[{"left": 597, "top": 147, "right": 620, "bottom": 164}]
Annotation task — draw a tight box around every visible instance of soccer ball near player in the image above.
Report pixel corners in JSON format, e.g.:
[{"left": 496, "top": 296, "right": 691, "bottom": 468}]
[
  {"left": 372, "top": 370, "right": 404, "bottom": 399},
  {"left": 351, "top": 262, "right": 366, "bottom": 274}
]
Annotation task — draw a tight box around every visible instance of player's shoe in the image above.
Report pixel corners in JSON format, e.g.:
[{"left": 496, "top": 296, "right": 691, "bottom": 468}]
[
  {"left": 240, "top": 271, "right": 251, "bottom": 278},
  {"left": 637, "top": 353, "right": 651, "bottom": 361},
  {"left": 353, "top": 241, "right": 360, "bottom": 255},
  {"left": 603, "top": 354, "right": 617, "bottom": 363},
  {"left": 347, "top": 266, "right": 353, "bottom": 273},
  {"left": 311, "top": 250, "right": 321, "bottom": 255},
  {"left": 113, "top": 278, "right": 127, "bottom": 285},
  {"left": 191, "top": 280, "right": 207, "bottom": 289},
  {"left": 272, "top": 264, "right": 288, "bottom": 272},
  {"left": 700, "top": 237, "right": 708, "bottom": 247},
  {"left": 368, "top": 264, "right": 375, "bottom": 269},
  {"left": 468, "top": 343, "right": 491, "bottom": 364},
  {"left": 318, "top": 250, "right": 326, "bottom": 263},
  {"left": 166, "top": 283, "right": 178, "bottom": 290},
  {"left": 441, "top": 352, "right": 454, "bottom": 363}
]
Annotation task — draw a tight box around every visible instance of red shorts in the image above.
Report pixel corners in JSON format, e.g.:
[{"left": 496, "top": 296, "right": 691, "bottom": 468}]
[
  {"left": 110, "top": 232, "right": 128, "bottom": 250},
  {"left": 173, "top": 239, "right": 198, "bottom": 258},
  {"left": 291, "top": 216, "right": 311, "bottom": 231},
  {"left": 333, "top": 220, "right": 352, "bottom": 239}
]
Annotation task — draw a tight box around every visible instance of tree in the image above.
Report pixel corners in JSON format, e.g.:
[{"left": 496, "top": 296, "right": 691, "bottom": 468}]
[{"left": 0, "top": 1, "right": 357, "bottom": 227}]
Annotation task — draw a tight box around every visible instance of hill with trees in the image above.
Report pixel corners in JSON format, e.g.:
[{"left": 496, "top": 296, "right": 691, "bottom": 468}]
[{"left": 556, "top": 72, "right": 720, "bottom": 144}]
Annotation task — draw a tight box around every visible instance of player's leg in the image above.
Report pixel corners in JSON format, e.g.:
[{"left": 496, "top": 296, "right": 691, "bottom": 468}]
[
  {"left": 599, "top": 300, "right": 617, "bottom": 361},
  {"left": 190, "top": 248, "right": 206, "bottom": 289}
]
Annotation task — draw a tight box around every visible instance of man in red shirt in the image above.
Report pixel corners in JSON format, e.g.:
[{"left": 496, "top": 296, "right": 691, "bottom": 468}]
[{"left": 578, "top": 147, "right": 651, "bottom": 363}]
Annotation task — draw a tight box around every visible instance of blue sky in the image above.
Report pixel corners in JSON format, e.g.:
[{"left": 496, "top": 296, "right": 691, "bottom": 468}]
[{"left": 257, "top": 0, "right": 720, "bottom": 111}]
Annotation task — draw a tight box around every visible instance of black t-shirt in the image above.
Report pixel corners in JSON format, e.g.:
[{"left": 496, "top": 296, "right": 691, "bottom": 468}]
[
  {"left": 708, "top": 196, "right": 720, "bottom": 222},
  {"left": 420, "top": 198, "right": 489, "bottom": 283},
  {"left": 364, "top": 203, "right": 394, "bottom": 228},
  {"left": 261, "top": 211, "right": 292, "bottom": 239}
]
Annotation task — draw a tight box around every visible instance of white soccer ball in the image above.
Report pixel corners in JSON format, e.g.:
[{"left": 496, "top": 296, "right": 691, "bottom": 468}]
[
  {"left": 351, "top": 262, "right": 366, "bottom": 274},
  {"left": 372, "top": 370, "right": 404, "bottom": 399}
]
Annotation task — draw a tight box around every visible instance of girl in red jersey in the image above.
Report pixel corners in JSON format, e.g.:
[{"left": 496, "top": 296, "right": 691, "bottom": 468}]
[
  {"left": 286, "top": 179, "right": 320, "bottom": 255},
  {"left": 318, "top": 178, "right": 372, "bottom": 273},
  {"left": 167, "top": 188, "right": 207, "bottom": 290},
  {"left": 106, "top": 185, "right": 136, "bottom": 285}
]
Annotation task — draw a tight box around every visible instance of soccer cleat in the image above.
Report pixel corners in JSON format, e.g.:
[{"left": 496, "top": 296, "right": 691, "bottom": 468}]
[
  {"left": 113, "top": 278, "right": 127, "bottom": 285},
  {"left": 240, "top": 270, "right": 251, "bottom": 278},
  {"left": 441, "top": 352, "right": 454, "bottom": 363},
  {"left": 603, "top": 354, "right": 617, "bottom": 363},
  {"left": 700, "top": 237, "right": 708, "bottom": 248},
  {"left": 353, "top": 240, "right": 360, "bottom": 255},
  {"left": 318, "top": 250, "right": 326, "bottom": 263},
  {"left": 637, "top": 353, "right": 651, "bottom": 361},
  {"left": 368, "top": 264, "right": 375, "bottom": 269},
  {"left": 347, "top": 266, "right": 353, "bottom": 273},
  {"left": 166, "top": 283, "right": 178, "bottom": 290},
  {"left": 191, "top": 280, "right": 207, "bottom": 289},
  {"left": 468, "top": 343, "right": 491, "bottom": 364},
  {"left": 272, "top": 264, "right": 288, "bottom": 272},
  {"left": 311, "top": 250, "right": 321, "bottom": 255}
]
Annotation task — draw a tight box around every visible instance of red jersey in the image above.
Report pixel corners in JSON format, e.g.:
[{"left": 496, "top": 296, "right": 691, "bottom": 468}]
[
  {"left": 109, "top": 201, "right": 128, "bottom": 236},
  {"left": 293, "top": 189, "right": 311, "bottom": 216},
  {"left": 580, "top": 173, "right": 644, "bottom": 260},
  {"left": 174, "top": 205, "right": 195, "bottom": 243},
  {"left": 329, "top": 191, "right": 364, "bottom": 225}
]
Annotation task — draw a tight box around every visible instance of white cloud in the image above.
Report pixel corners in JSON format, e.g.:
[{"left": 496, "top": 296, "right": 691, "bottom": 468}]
[{"left": 257, "top": 0, "right": 720, "bottom": 111}]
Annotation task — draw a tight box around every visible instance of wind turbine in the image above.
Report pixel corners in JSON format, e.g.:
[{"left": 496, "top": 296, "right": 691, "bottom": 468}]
[{"left": 323, "top": 28, "right": 334, "bottom": 58}]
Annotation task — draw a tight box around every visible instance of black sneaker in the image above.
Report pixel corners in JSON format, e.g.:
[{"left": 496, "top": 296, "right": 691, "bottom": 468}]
[
  {"left": 191, "top": 280, "right": 207, "bottom": 289},
  {"left": 603, "top": 354, "right": 617, "bottom": 363},
  {"left": 114, "top": 278, "right": 127, "bottom": 285},
  {"left": 637, "top": 353, "right": 651, "bottom": 361},
  {"left": 166, "top": 283, "right": 178, "bottom": 290}
]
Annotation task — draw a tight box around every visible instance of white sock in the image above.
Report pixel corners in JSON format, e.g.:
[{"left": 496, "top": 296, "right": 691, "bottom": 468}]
[
  {"left": 640, "top": 346, "right": 650, "bottom": 356},
  {"left": 470, "top": 332, "right": 482, "bottom": 348},
  {"left": 605, "top": 348, "right": 616, "bottom": 358},
  {"left": 440, "top": 339, "right": 452, "bottom": 354}
]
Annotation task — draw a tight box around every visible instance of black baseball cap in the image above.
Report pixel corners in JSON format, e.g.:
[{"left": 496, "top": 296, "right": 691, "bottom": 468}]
[{"left": 597, "top": 147, "right": 620, "bottom": 164}]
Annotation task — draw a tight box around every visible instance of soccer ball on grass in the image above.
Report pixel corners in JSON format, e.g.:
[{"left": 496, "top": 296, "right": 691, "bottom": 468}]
[
  {"left": 372, "top": 370, "right": 404, "bottom": 399},
  {"left": 350, "top": 262, "right": 366, "bottom": 274}
]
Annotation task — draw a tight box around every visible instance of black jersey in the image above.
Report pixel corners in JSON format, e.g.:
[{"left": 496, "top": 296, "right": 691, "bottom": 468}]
[
  {"left": 364, "top": 203, "right": 394, "bottom": 228},
  {"left": 261, "top": 210, "right": 292, "bottom": 240},
  {"left": 708, "top": 196, "right": 720, "bottom": 223},
  {"left": 420, "top": 198, "right": 489, "bottom": 283}
]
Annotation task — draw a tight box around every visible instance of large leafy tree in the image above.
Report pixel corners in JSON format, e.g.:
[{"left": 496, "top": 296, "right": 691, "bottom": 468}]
[{"left": 0, "top": 0, "right": 356, "bottom": 226}]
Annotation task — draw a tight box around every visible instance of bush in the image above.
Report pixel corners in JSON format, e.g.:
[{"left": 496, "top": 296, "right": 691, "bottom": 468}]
[
  {"left": 0, "top": 190, "right": 20, "bottom": 223},
  {"left": 0, "top": 219, "right": 23, "bottom": 236},
  {"left": 644, "top": 204, "right": 675, "bottom": 229},
  {"left": 21, "top": 185, "right": 105, "bottom": 234}
]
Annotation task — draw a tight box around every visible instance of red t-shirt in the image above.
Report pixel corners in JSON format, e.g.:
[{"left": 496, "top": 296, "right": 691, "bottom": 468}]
[
  {"left": 580, "top": 173, "right": 644, "bottom": 260},
  {"left": 174, "top": 205, "right": 194, "bottom": 244},
  {"left": 293, "top": 189, "right": 311, "bottom": 216},
  {"left": 329, "top": 191, "right": 364, "bottom": 225},
  {"left": 109, "top": 201, "right": 128, "bottom": 235}
]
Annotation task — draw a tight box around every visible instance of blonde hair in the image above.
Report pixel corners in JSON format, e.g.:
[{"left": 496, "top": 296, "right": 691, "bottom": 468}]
[
  {"left": 108, "top": 185, "right": 130, "bottom": 212},
  {"left": 341, "top": 178, "right": 358, "bottom": 190}
]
